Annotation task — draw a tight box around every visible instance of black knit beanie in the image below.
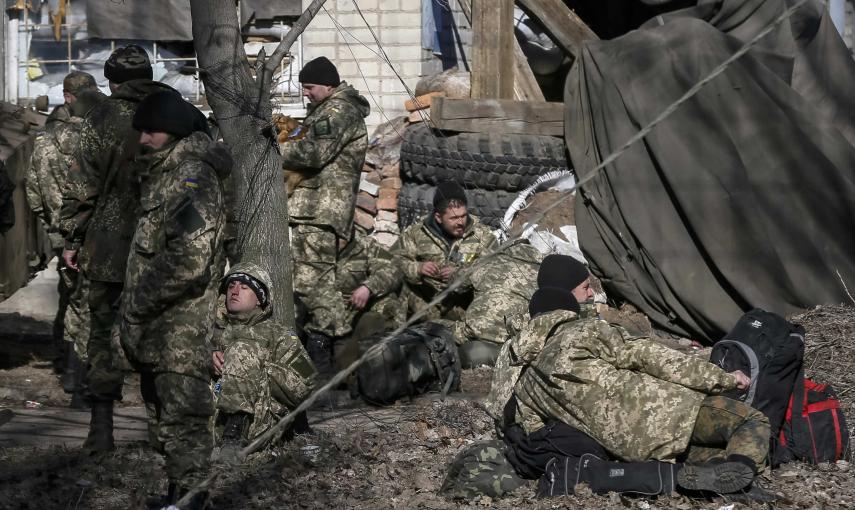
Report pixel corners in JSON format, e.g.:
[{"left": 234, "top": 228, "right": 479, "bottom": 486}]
[
  {"left": 537, "top": 254, "right": 589, "bottom": 291},
  {"left": 104, "top": 45, "right": 153, "bottom": 84},
  {"left": 133, "top": 90, "right": 206, "bottom": 138},
  {"left": 222, "top": 272, "right": 269, "bottom": 308},
  {"left": 529, "top": 286, "right": 580, "bottom": 318},
  {"left": 298, "top": 56, "right": 341, "bottom": 87},
  {"left": 433, "top": 181, "right": 468, "bottom": 211}
]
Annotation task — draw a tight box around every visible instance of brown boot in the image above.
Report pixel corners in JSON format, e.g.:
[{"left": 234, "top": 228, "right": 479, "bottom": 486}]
[{"left": 83, "top": 401, "right": 115, "bottom": 452}]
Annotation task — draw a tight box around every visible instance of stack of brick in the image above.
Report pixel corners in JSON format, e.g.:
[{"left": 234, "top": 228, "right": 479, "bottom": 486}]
[{"left": 355, "top": 161, "right": 403, "bottom": 248}]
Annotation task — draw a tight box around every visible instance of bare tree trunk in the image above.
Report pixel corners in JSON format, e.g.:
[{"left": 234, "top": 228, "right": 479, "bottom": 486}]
[{"left": 188, "top": 0, "right": 327, "bottom": 328}]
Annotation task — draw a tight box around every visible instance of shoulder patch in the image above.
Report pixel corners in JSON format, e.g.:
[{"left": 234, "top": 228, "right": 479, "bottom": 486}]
[
  {"left": 182, "top": 177, "right": 200, "bottom": 190},
  {"left": 312, "top": 118, "right": 332, "bottom": 137},
  {"left": 174, "top": 198, "right": 206, "bottom": 235}
]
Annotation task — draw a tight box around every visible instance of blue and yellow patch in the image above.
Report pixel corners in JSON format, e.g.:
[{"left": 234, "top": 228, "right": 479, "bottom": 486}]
[{"left": 182, "top": 177, "right": 200, "bottom": 190}]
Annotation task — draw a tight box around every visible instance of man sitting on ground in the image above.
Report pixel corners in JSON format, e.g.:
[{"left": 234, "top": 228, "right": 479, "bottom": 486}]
[
  {"left": 212, "top": 263, "right": 316, "bottom": 452},
  {"left": 392, "top": 181, "right": 496, "bottom": 366},
  {"left": 302, "top": 226, "right": 403, "bottom": 380},
  {"left": 500, "top": 256, "right": 772, "bottom": 498}
]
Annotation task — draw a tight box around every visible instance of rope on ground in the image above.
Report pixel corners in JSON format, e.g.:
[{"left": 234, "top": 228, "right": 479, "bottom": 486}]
[{"left": 176, "top": 1, "right": 810, "bottom": 506}]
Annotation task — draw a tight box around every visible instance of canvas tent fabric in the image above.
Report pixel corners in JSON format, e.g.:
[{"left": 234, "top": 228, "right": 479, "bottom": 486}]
[
  {"left": 85, "top": 0, "right": 301, "bottom": 41},
  {"left": 565, "top": 0, "right": 855, "bottom": 343}
]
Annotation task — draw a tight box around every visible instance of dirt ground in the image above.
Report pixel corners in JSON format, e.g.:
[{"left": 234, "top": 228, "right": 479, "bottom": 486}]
[{"left": 1, "top": 307, "right": 854, "bottom": 509}]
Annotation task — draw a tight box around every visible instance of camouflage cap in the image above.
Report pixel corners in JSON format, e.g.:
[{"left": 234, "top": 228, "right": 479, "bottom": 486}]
[
  {"left": 440, "top": 440, "right": 528, "bottom": 500},
  {"left": 104, "top": 44, "right": 153, "bottom": 84},
  {"left": 63, "top": 71, "right": 97, "bottom": 96}
]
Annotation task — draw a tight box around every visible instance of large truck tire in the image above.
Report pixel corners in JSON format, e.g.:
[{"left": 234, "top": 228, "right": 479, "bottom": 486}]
[{"left": 400, "top": 123, "right": 568, "bottom": 192}]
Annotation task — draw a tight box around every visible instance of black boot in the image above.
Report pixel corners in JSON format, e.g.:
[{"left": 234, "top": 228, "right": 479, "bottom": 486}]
[
  {"left": 218, "top": 412, "right": 252, "bottom": 463},
  {"left": 677, "top": 460, "right": 754, "bottom": 494},
  {"left": 305, "top": 332, "right": 333, "bottom": 380},
  {"left": 82, "top": 400, "right": 114, "bottom": 453}
]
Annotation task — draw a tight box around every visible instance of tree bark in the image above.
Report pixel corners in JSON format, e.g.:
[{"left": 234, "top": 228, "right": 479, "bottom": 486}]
[{"left": 188, "top": 0, "right": 327, "bottom": 328}]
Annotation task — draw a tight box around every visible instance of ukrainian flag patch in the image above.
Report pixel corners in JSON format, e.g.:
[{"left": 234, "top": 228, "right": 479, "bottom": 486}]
[{"left": 183, "top": 177, "right": 200, "bottom": 190}]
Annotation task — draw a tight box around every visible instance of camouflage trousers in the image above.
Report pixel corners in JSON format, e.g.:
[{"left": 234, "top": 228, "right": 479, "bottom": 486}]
[
  {"left": 141, "top": 371, "right": 214, "bottom": 487},
  {"left": 461, "top": 290, "right": 526, "bottom": 345},
  {"left": 83, "top": 281, "right": 124, "bottom": 402},
  {"left": 686, "top": 396, "right": 770, "bottom": 471},
  {"left": 291, "top": 224, "right": 338, "bottom": 334},
  {"left": 60, "top": 264, "right": 90, "bottom": 359},
  {"left": 216, "top": 341, "right": 290, "bottom": 440}
]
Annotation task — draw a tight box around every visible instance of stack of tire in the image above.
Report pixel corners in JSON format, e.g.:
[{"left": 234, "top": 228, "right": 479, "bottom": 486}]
[{"left": 398, "top": 123, "right": 570, "bottom": 229}]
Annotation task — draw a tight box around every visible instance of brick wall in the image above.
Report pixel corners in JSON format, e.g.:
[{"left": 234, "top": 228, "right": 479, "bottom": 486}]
[{"left": 301, "top": 0, "right": 430, "bottom": 132}]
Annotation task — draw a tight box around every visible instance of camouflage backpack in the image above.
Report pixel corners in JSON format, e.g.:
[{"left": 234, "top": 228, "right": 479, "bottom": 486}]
[{"left": 440, "top": 440, "right": 528, "bottom": 499}]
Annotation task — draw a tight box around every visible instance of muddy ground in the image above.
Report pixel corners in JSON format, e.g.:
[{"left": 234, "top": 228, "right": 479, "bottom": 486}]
[{"left": 1, "top": 306, "right": 854, "bottom": 509}]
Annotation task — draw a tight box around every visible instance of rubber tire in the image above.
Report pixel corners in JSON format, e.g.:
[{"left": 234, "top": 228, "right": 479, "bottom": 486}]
[
  {"left": 400, "top": 123, "right": 568, "bottom": 192},
  {"left": 397, "top": 182, "right": 518, "bottom": 230}
]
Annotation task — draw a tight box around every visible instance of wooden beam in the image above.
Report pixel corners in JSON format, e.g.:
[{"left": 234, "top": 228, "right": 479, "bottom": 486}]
[
  {"left": 516, "top": 0, "right": 598, "bottom": 59},
  {"left": 471, "top": 0, "right": 515, "bottom": 99},
  {"left": 513, "top": 41, "right": 545, "bottom": 101},
  {"left": 430, "top": 97, "right": 563, "bottom": 136},
  {"left": 457, "top": 0, "right": 543, "bottom": 101}
]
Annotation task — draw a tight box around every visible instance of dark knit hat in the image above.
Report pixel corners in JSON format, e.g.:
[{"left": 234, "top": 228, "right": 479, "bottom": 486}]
[
  {"left": 104, "top": 45, "right": 153, "bottom": 84},
  {"left": 298, "top": 56, "right": 341, "bottom": 87},
  {"left": 537, "top": 254, "right": 589, "bottom": 291},
  {"left": 63, "top": 71, "right": 97, "bottom": 96},
  {"left": 433, "top": 181, "right": 468, "bottom": 211},
  {"left": 133, "top": 90, "right": 206, "bottom": 138},
  {"left": 529, "top": 286, "right": 580, "bottom": 318},
  {"left": 223, "top": 272, "right": 269, "bottom": 308}
]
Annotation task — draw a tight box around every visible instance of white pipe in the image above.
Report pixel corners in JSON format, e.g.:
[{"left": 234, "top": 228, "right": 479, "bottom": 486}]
[{"left": 6, "top": 13, "right": 19, "bottom": 103}]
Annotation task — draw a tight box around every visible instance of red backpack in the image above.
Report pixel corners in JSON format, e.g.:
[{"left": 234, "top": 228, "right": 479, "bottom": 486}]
[{"left": 775, "top": 376, "right": 850, "bottom": 465}]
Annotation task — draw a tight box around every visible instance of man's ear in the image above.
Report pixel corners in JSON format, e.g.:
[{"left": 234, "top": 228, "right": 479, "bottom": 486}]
[{"left": 433, "top": 210, "right": 442, "bottom": 224}]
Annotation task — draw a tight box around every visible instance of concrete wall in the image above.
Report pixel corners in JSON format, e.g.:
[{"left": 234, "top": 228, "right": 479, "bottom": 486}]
[{"left": 301, "top": 0, "right": 430, "bottom": 132}]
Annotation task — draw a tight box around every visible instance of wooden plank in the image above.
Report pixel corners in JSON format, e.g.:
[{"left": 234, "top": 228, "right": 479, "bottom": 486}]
[
  {"left": 430, "top": 97, "right": 563, "bottom": 136},
  {"left": 471, "top": 0, "right": 514, "bottom": 99},
  {"left": 404, "top": 91, "right": 444, "bottom": 112},
  {"left": 517, "top": 0, "right": 598, "bottom": 59},
  {"left": 513, "top": 40, "right": 545, "bottom": 101},
  {"left": 455, "top": 0, "right": 543, "bottom": 101}
]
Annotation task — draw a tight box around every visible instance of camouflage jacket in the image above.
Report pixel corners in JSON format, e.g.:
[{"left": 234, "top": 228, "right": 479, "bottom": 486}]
[
  {"left": 393, "top": 214, "right": 497, "bottom": 318},
  {"left": 513, "top": 313, "right": 739, "bottom": 462},
  {"left": 302, "top": 230, "right": 403, "bottom": 337},
  {"left": 61, "top": 79, "right": 176, "bottom": 282},
  {"left": 26, "top": 105, "right": 80, "bottom": 249},
  {"left": 215, "top": 263, "right": 316, "bottom": 433},
  {"left": 462, "top": 240, "right": 542, "bottom": 344},
  {"left": 279, "top": 82, "right": 370, "bottom": 237},
  {"left": 485, "top": 308, "right": 583, "bottom": 427},
  {"left": 120, "top": 131, "right": 230, "bottom": 377}
]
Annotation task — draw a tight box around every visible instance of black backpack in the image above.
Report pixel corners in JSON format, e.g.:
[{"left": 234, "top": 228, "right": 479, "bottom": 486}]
[
  {"left": 354, "top": 322, "right": 461, "bottom": 406},
  {"left": 537, "top": 454, "right": 678, "bottom": 497},
  {"left": 709, "top": 309, "right": 805, "bottom": 451}
]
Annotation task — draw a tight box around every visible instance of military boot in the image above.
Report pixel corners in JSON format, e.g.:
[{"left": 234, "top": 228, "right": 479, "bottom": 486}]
[
  {"left": 218, "top": 412, "right": 252, "bottom": 463},
  {"left": 82, "top": 400, "right": 115, "bottom": 453},
  {"left": 305, "top": 332, "right": 334, "bottom": 381},
  {"left": 677, "top": 460, "right": 754, "bottom": 494}
]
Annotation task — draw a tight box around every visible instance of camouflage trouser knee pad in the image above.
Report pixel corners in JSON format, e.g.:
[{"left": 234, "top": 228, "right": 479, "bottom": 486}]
[{"left": 459, "top": 340, "right": 501, "bottom": 369}]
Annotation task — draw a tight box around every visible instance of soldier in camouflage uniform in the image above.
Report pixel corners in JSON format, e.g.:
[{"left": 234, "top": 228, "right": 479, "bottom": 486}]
[
  {"left": 59, "top": 46, "right": 177, "bottom": 451},
  {"left": 26, "top": 72, "right": 100, "bottom": 402},
  {"left": 301, "top": 226, "right": 403, "bottom": 376},
  {"left": 212, "top": 263, "right": 316, "bottom": 447},
  {"left": 119, "top": 90, "right": 228, "bottom": 509},
  {"left": 392, "top": 181, "right": 497, "bottom": 335},
  {"left": 454, "top": 238, "right": 541, "bottom": 368},
  {"left": 277, "top": 56, "right": 370, "bottom": 370},
  {"left": 504, "top": 258, "right": 770, "bottom": 495}
]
